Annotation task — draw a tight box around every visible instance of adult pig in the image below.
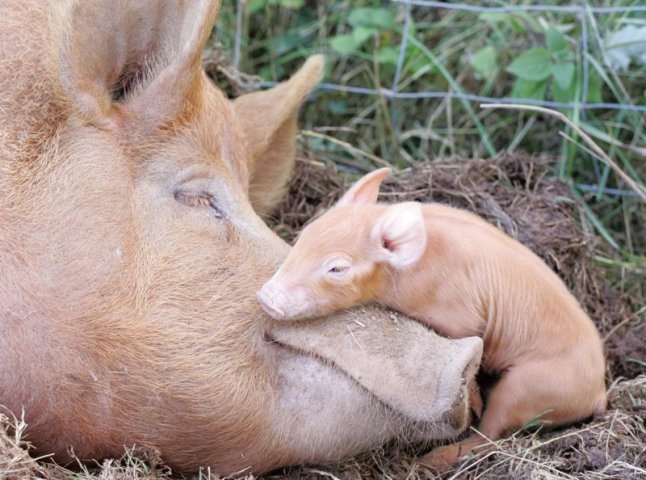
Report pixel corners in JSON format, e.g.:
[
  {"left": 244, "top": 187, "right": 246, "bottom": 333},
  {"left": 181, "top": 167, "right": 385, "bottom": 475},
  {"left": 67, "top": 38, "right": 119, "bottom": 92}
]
[{"left": 0, "top": 0, "right": 482, "bottom": 474}]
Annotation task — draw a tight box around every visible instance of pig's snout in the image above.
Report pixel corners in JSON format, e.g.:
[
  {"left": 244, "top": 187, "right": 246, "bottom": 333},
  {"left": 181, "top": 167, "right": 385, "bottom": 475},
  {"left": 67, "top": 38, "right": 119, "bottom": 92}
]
[{"left": 257, "top": 283, "right": 287, "bottom": 320}]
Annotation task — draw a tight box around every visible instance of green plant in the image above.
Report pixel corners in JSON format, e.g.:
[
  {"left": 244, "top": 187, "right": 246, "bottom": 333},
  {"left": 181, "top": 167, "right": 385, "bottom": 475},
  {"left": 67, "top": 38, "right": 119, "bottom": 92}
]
[
  {"left": 213, "top": 0, "right": 646, "bottom": 280},
  {"left": 329, "top": 7, "right": 397, "bottom": 60},
  {"left": 505, "top": 25, "right": 602, "bottom": 103}
]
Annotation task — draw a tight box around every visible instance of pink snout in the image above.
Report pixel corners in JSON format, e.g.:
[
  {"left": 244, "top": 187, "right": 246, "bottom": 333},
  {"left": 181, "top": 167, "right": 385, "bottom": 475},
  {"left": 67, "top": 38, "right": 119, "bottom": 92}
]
[{"left": 257, "top": 283, "right": 288, "bottom": 320}]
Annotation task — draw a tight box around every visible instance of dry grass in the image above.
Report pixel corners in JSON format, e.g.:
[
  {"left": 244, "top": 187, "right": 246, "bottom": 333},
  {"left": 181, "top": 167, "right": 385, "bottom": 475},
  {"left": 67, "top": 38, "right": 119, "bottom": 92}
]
[
  {"left": 0, "top": 411, "right": 53, "bottom": 480},
  {"left": 273, "top": 375, "right": 645, "bottom": 480},
  {"left": 1, "top": 150, "right": 644, "bottom": 479},
  {"left": 0, "top": 411, "right": 173, "bottom": 480},
  {"left": 2, "top": 378, "right": 643, "bottom": 479}
]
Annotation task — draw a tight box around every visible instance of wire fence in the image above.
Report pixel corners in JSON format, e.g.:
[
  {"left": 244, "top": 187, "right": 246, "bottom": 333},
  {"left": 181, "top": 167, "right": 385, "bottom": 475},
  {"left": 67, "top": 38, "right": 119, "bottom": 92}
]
[
  {"left": 232, "top": 0, "right": 646, "bottom": 112},
  {"left": 228, "top": 0, "right": 645, "bottom": 198}
]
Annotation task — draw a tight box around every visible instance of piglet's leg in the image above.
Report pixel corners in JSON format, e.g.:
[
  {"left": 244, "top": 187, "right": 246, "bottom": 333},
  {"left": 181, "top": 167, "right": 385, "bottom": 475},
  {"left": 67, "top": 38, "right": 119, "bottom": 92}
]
[
  {"left": 469, "top": 381, "right": 483, "bottom": 419},
  {"left": 419, "top": 432, "right": 491, "bottom": 472},
  {"left": 419, "top": 360, "right": 570, "bottom": 472}
]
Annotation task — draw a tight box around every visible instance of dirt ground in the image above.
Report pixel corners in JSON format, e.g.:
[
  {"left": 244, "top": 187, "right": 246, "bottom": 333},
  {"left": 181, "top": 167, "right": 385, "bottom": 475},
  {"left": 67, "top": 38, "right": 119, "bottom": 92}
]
[{"left": 1, "top": 151, "right": 644, "bottom": 479}]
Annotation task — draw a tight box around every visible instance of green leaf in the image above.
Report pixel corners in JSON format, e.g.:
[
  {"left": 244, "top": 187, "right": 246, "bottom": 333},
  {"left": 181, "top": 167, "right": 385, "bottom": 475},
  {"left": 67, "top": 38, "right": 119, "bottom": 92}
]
[
  {"left": 546, "top": 26, "right": 568, "bottom": 53},
  {"left": 278, "top": 0, "right": 304, "bottom": 8},
  {"left": 348, "top": 7, "right": 396, "bottom": 30},
  {"left": 509, "top": 16, "right": 526, "bottom": 33},
  {"left": 552, "top": 71, "right": 577, "bottom": 103},
  {"left": 516, "top": 13, "right": 544, "bottom": 34},
  {"left": 554, "top": 48, "right": 575, "bottom": 63},
  {"left": 247, "top": 0, "right": 267, "bottom": 15},
  {"left": 270, "top": 32, "right": 299, "bottom": 56},
  {"left": 506, "top": 47, "right": 552, "bottom": 81},
  {"left": 470, "top": 46, "right": 497, "bottom": 79},
  {"left": 480, "top": 11, "right": 536, "bottom": 33},
  {"left": 330, "top": 34, "right": 356, "bottom": 55},
  {"left": 259, "top": 65, "right": 273, "bottom": 82},
  {"left": 352, "top": 26, "right": 376, "bottom": 46},
  {"left": 511, "top": 78, "right": 548, "bottom": 100},
  {"left": 586, "top": 68, "right": 603, "bottom": 103},
  {"left": 586, "top": 55, "right": 616, "bottom": 101},
  {"left": 551, "top": 62, "right": 575, "bottom": 90},
  {"left": 479, "top": 12, "right": 510, "bottom": 23},
  {"left": 376, "top": 46, "right": 399, "bottom": 66}
]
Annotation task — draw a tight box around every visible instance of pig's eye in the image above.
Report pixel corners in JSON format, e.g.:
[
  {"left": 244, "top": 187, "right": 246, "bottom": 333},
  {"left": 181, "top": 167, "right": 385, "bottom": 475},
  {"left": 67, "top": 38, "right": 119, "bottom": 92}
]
[{"left": 174, "top": 190, "right": 225, "bottom": 219}]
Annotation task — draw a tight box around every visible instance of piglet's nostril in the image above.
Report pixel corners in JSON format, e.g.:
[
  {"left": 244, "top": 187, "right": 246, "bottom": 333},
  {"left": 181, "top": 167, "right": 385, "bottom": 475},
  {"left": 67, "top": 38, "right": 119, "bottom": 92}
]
[{"left": 256, "top": 289, "right": 286, "bottom": 320}]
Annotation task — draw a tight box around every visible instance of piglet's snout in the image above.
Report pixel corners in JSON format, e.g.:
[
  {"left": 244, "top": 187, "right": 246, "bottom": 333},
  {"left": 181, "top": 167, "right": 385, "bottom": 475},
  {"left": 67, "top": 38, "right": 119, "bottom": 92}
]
[{"left": 257, "top": 283, "right": 287, "bottom": 320}]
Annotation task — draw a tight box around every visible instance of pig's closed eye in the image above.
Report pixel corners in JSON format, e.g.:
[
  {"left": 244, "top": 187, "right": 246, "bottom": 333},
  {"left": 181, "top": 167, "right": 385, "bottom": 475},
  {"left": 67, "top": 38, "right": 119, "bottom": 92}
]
[{"left": 174, "top": 190, "right": 225, "bottom": 219}]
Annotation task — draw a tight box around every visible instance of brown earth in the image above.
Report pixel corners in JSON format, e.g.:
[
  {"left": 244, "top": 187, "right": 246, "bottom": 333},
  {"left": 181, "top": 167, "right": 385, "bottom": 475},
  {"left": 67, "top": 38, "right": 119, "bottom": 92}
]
[{"left": 1, "top": 151, "right": 644, "bottom": 480}]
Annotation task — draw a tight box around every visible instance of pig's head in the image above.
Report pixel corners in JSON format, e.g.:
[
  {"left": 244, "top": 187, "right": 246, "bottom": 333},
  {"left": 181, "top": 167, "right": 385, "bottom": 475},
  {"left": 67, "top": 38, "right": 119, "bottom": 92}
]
[
  {"left": 1, "top": 0, "right": 323, "bottom": 467},
  {"left": 258, "top": 168, "right": 428, "bottom": 320},
  {"left": 53, "top": 0, "right": 322, "bottom": 217}
]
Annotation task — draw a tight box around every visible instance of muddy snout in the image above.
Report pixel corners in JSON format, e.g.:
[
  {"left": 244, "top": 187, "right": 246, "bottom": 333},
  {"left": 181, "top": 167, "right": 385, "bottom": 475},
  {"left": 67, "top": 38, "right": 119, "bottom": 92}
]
[{"left": 257, "top": 282, "right": 288, "bottom": 320}]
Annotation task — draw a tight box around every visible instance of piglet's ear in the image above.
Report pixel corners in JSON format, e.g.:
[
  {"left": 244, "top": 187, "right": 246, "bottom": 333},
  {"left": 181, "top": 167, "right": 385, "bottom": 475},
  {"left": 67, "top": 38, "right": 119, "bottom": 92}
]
[
  {"left": 371, "top": 202, "right": 426, "bottom": 268},
  {"left": 337, "top": 168, "right": 392, "bottom": 207}
]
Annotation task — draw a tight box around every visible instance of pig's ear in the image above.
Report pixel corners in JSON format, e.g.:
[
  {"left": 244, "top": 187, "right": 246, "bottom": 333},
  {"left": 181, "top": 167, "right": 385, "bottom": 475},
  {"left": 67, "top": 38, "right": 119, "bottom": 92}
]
[
  {"left": 56, "top": 0, "right": 219, "bottom": 129},
  {"left": 371, "top": 202, "right": 426, "bottom": 268},
  {"left": 234, "top": 55, "right": 324, "bottom": 216},
  {"left": 337, "top": 168, "right": 392, "bottom": 207}
]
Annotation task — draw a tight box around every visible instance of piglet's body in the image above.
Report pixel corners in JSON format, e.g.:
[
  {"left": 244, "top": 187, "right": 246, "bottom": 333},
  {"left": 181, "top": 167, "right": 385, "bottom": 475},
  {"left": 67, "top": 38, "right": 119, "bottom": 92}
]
[{"left": 258, "top": 168, "right": 606, "bottom": 470}]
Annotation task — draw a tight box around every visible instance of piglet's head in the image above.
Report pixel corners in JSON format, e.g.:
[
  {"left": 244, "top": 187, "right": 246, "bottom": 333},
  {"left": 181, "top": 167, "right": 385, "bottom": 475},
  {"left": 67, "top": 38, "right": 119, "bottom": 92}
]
[{"left": 257, "top": 168, "right": 427, "bottom": 321}]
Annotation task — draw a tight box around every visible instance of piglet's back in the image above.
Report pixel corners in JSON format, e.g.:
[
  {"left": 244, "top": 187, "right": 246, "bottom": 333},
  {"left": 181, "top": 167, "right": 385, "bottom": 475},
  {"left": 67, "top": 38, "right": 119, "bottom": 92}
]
[{"left": 420, "top": 204, "right": 603, "bottom": 365}]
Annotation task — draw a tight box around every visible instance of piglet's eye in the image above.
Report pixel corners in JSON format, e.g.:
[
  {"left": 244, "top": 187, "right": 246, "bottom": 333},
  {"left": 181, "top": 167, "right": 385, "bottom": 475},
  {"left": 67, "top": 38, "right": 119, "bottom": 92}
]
[
  {"left": 324, "top": 259, "right": 352, "bottom": 278},
  {"left": 328, "top": 265, "right": 348, "bottom": 274}
]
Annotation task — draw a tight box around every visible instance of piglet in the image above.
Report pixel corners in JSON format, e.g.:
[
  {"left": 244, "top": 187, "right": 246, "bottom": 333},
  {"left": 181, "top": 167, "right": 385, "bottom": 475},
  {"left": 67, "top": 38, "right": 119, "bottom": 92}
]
[{"left": 257, "top": 167, "right": 607, "bottom": 470}]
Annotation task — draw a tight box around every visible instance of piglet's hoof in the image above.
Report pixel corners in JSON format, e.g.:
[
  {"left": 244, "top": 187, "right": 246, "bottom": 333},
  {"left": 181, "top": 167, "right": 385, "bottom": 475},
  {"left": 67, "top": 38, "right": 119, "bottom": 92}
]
[{"left": 418, "top": 444, "right": 462, "bottom": 473}]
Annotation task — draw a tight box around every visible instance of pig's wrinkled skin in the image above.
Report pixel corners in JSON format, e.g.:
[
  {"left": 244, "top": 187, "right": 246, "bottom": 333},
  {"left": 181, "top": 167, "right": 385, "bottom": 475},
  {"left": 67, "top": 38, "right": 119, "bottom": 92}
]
[{"left": 0, "top": 0, "right": 481, "bottom": 474}]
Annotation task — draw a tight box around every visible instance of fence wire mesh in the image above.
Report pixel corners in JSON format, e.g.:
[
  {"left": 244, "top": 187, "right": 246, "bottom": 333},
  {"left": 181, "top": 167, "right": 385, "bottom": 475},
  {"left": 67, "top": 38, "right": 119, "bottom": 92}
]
[
  {"left": 224, "top": 0, "right": 645, "bottom": 198},
  {"left": 231, "top": 0, "right": 646, "bottom": 112}
]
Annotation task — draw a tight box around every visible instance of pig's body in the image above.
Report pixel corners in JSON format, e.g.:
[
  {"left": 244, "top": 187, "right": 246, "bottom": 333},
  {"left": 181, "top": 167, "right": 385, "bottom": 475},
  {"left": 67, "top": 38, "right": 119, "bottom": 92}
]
[
  {"left": 259, "top": 168, "right": 606, "bottom": 470},
  {"left": 0, "top": 2, "right": 482, "bottom": 474}
]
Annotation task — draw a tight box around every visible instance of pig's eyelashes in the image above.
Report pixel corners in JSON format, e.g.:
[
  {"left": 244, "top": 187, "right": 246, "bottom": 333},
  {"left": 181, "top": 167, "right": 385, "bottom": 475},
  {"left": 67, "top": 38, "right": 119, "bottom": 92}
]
[{"left": 174, "top": 190, "right": 226, "bottom": 219}]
